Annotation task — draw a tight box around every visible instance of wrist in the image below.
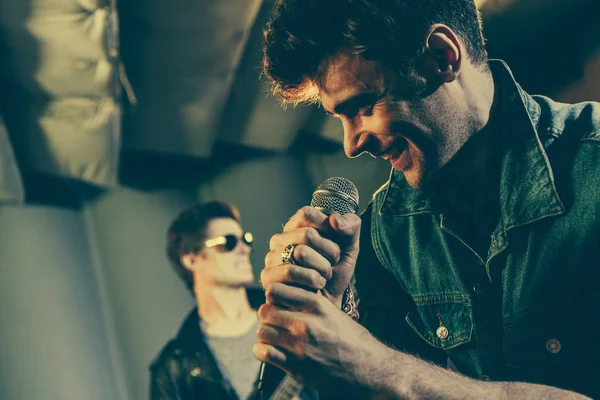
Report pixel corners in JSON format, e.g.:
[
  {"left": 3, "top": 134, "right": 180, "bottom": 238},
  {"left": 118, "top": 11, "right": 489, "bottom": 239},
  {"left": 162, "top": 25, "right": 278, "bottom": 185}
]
[
  {"left": 374, "top": 350, "right": 495, "bottom": 400},
  {"left": 356, "top": 336, "right": 408, "bottom": 397}
]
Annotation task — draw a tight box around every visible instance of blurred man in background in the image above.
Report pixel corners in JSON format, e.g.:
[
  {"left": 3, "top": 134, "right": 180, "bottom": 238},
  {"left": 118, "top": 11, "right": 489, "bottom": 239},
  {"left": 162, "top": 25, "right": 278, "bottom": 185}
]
[
  {"left": 149, "top": 201, "right": 263, "bottom": 399},
  {"left": 254, "top": 0, "right": 600, "bottom": 399}
]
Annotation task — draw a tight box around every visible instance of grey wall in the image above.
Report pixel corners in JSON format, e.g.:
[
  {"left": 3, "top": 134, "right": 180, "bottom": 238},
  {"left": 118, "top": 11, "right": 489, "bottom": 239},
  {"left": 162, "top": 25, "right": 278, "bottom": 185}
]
[
  {"left": 83, "top": 187, "right": 197, "bottom": 400},
  {"left": 0, "top": 205, "right": 123, "bottom": 400}
]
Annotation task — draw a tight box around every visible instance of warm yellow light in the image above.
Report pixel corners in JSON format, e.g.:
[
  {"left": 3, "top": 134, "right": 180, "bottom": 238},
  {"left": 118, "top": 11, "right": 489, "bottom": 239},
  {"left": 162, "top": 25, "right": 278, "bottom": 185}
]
[{"left": 475, "top": 0, "right": 516, "bottom": 13}]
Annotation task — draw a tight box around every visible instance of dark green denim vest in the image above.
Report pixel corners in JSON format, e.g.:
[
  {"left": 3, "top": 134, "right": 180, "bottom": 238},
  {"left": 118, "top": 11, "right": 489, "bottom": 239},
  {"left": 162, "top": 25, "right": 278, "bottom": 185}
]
[{"left": 355, "top": 60, "right": 600, "bottom": 398}]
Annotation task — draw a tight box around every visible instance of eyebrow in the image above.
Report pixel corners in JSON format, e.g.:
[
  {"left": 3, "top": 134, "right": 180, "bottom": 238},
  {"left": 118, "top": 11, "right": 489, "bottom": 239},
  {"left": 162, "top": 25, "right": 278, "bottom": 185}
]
[{"left": 324, "top": 91, "right": 379, "bottom": 116}]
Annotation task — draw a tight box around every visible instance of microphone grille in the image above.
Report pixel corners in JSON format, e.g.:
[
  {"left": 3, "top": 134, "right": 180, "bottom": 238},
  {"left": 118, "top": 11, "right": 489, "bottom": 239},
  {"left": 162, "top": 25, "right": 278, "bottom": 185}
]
[{"left": 310, "top": 177, "right": 359, "bottom": 215}]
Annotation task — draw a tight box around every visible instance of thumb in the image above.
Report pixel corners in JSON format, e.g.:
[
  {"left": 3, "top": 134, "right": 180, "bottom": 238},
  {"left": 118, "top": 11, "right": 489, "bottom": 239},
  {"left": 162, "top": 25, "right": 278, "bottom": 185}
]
[
  {"left": 325, "top": 213, "right": 361, "bottom": 300},
  {"left": 330, "top": 213, "right": 361, "bottom": 244}
]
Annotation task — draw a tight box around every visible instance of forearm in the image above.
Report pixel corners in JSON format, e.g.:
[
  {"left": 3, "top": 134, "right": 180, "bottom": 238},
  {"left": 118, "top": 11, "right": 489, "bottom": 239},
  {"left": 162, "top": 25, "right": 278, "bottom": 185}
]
[{"left": 370, "top": 344, "right": 590, "bottom": 400}]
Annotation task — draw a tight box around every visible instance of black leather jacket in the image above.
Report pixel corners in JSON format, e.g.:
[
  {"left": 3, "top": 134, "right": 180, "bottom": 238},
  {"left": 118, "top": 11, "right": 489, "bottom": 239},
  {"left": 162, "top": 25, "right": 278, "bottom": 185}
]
[{"left": 149, "top": 288, "right": 270, "bottom": 400}]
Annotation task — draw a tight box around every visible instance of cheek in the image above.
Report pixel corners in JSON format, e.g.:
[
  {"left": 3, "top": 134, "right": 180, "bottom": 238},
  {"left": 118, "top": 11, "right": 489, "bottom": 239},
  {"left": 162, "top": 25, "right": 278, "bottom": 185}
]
[
  {"left": 406, "top": 140, "right": 426, "bottom": 162},
  {"left": 360, "top": 113, "right": 395, "bottom": 137},
  {"left": 198, "top": 264, "right": 214, "bottom": 280},
  {"left": 217, "top": 254, "right": 236, "bottom": 266},
  {"left": 219, "top": 253, "right": 248, "bottom": 269}
]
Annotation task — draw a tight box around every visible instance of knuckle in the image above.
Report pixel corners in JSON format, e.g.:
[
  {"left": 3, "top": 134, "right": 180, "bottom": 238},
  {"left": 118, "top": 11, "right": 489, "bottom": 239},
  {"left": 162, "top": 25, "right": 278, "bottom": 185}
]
[
  {"left": 345, "top": 213, "right": 360, "bottom": 226},
  {"left": 313, "top": 297, "right": 326, "bottom": 314},
  {"left": 294, "top": 320, "right": 308, "bottom": 337},
  {"left": 255, "top": 325, "right": 265, "bottom": 339},
  {"left": 293, "top": 245, "right": 305, "bottom": 264},
  {"left": 323, "top": 265, "right": 334, "bottom": 281},
  {"left": 252, "top": 343, "right": 263, "bottom": 360},
  {"left": 285, "top": 265, "right": 296, "bottom": 280},
  {"left": 259, "top": 269, "right": 267, "bottom": 286},
  {"left": 264, "top": 288, "right": 275, "bottom": 304},
  {"left": 264, "top": 346, "right": 276, "bottom": 362},
  {"left": 311, "top": 270, "right": 323, "bottom": 287},
  {"left": 257, "top": 304, "right": 270, "bottom": 320},
  {"left": 291, "top": 343, "right": 305, "bottom": 359},
  {"left": 304, "top": 227, "right": 319, "bottom": 243},
  {"left": 299, "top": 205, "right": 312, "bottom": 214},
  {"left": 266, "top": 282, "right": 284, "bottom": 302},
  {"left": 269, "top": 234, "right": 280, "bottom": 250},
  {"left": 353, "top": 214, "right": 362, "bottom": 227},
  {"left": 259, "top": 267, "right": 271, "bottom": 284},
  {"left": 300, "top": 206, "right": 315, "bottom": 221},
  {"left": 264, "top": 252, "right": 275, "bottom": 267},
  {"left": 300, "top": 321, "right": 314, "bottom": 342}
]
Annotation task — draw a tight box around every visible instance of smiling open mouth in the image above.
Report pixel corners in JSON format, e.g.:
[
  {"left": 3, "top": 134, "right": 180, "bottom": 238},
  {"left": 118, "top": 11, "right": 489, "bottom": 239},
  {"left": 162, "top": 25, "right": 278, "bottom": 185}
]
[
  {"left": 382, "top": 138, "right": 408, "bottom": 160},
  {"left": 378, "top": 138, "right": 409, "bottom": 170}
]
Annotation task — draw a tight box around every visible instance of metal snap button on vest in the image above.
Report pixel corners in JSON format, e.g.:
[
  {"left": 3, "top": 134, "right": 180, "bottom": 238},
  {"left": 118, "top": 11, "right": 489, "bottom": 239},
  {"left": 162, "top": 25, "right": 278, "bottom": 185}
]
[
  {"left": 190, "top": 367, "right": 202, "bottom": 377},
  {"left": 473, "top": 283, "right": 487, "bottom": 296},
  {"left": 546, "top": 339, "right": 561, "bottom": 354},
  {"left": 436, "top": 326, "right": 449, "bottom": 340}
]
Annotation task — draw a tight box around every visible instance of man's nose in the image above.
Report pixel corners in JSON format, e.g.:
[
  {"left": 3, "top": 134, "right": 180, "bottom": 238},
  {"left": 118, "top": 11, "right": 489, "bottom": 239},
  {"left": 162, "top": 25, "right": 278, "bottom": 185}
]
[
  {"left": 238, "top": 241, "right": 252, "bottom": 255},
  {"left": 343, "top": 121, "right": 372, "bottom": 158}
]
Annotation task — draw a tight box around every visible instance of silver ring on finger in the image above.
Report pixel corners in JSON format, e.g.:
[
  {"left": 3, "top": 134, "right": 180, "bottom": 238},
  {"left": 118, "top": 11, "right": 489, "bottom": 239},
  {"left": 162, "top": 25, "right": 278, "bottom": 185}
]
[{"left": 281, "top": 244, "right": 297, "bottom": 265}]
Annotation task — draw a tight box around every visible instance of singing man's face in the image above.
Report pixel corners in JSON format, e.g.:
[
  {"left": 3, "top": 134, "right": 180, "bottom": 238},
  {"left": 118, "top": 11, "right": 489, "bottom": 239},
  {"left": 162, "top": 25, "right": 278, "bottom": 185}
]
[{"left": 319, "top": 52, "right": 473, "bottom": 189}]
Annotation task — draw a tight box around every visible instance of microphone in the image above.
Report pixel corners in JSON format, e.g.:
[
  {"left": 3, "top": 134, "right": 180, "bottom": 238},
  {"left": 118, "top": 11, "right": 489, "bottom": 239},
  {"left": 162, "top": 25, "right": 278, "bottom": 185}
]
[
  {"left": 310, "top": 177, "right": 359, "bottom": 216},
  {"left": 257, "top": 177, "right": 359, "bottom": 400}
]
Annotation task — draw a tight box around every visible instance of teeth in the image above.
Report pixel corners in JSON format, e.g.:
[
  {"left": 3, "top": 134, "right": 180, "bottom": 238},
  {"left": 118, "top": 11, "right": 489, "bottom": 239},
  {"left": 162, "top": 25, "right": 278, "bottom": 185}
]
[{"left": 381, "top": 150, "right": 393, "bottom": 160}]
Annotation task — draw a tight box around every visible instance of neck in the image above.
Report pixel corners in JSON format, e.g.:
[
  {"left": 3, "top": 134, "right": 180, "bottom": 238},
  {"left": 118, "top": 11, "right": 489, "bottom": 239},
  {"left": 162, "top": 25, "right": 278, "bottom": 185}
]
[
  {"left": 454, "top": 64, "right": 496, "bottom": 153},
  {"left": 423, "top": 62, "right": 495, "bottom": 186},
  {"left": 194, "top": 281, "right": 256, "bottom": 337},
  {"left": 430, "top": 63, "right": 497, "bottom": 182},
  {"left": 457, "top": 64, "right": 501, "bottom": 177},
  {"left": 468, "top": 66, "right": 496, "bottom": 135},
  {"left": 427, "top": 64, "right": 503, "bottom": 201}
]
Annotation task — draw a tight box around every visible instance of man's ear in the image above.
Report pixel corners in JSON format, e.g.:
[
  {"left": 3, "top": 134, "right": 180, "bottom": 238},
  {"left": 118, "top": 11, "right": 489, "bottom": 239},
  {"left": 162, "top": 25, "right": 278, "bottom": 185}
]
[
  {"left": 181, "top": 252, "right": 202, "bottom": 272},
  {"left": 421, "top": 24, "right": 462, "bottom": 83}
]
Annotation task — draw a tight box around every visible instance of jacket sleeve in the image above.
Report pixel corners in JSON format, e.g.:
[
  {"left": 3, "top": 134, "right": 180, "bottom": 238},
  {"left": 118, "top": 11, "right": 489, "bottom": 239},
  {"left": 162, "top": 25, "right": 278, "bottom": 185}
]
[
  {"left": 354, "top": 202, "right": 447, "bottom": 366},
  {"left": 149, "top": 349, "right": 234, "bottom": 400},
  {"left": 149, "top": 361, "right": 180, "bottom": 400}
]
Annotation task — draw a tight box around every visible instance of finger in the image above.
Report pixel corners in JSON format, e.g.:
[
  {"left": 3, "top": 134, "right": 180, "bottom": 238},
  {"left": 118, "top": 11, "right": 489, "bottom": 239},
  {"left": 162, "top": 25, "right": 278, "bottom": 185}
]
[
  {"left": 283, "top": 206, "right": 334, "bottom": 235},
  {"left": 265, "top": 237, "right": 335, "bottom": 282},
  {"left": 328, "top": 213, "right": 362, "bottom": 250},
  {"left": 257, "top": 302, "right": 307, "bottom": 331},
  {"left": 324, "top": 213, "right": 362, "bottom": 294},
  {"left": 260, "top": 263, "right": 327, "bottom": 292},
  {"left": 266, "top": 283, "right": 323, "bottom": 313},
  {"left": 253, "top": 342, "right": 287, "bottom": 365},
  {"left": 253, "top": 343, "right": 292, "bottom": 374},
  {"left": 256, "top": 324, "right": 305, "bottom": 357},
  {"left": 292, "top": 244, "right": 335, "bottom": 279},
  {"left": 265, "top": 243, "right": 333, "bottom": 277},
  {"left": 270, "top": 227, "right": 341, "bottom": 267}
]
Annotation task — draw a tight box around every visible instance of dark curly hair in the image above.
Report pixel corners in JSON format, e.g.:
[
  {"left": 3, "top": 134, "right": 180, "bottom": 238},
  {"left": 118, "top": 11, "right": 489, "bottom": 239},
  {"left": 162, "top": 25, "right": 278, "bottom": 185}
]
[
  {"left": 263, "top": 0, "right": 487, "bottom": 103},
  {"left": 166, "top": 201, "right": 241, "bottom": 292}
]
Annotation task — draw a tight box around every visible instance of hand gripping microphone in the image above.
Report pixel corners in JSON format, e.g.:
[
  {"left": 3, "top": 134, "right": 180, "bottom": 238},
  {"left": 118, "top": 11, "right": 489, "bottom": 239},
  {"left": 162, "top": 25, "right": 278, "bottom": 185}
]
[{"left": 256, "top": 177, "right": 359, "bottom": 400}]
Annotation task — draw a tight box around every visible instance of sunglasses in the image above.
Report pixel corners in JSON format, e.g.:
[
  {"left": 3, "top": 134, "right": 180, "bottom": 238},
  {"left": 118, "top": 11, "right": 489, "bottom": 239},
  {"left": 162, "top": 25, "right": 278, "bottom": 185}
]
[{"left": 203, "top": 232, "right": 254, "bottom": 252}]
